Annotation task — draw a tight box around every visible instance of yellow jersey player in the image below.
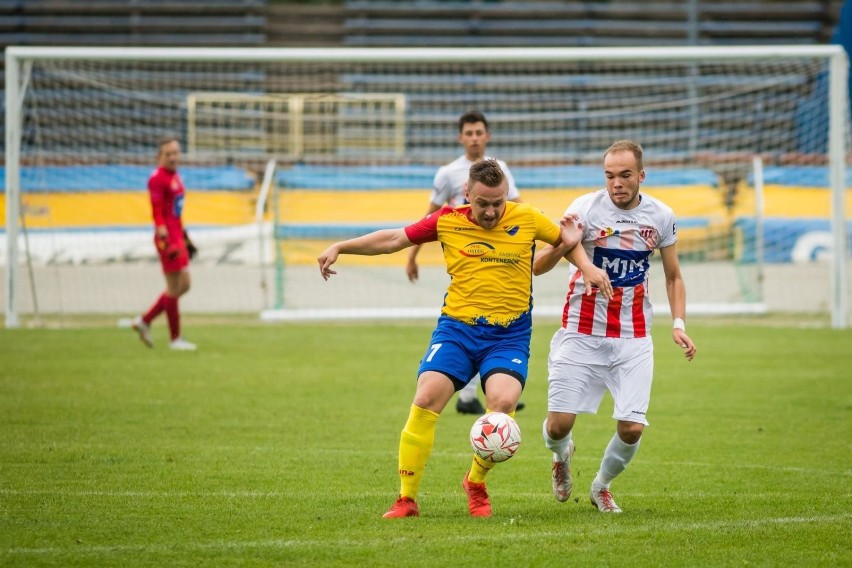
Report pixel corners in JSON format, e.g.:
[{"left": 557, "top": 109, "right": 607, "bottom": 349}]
[{"left": 318, "top": 159, "right": 612, "bottom": 518}]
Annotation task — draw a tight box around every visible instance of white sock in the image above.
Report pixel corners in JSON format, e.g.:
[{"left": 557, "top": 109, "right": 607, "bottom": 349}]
[
  {"left": 542, "top": 418, "right": 573, "bottom": 461},
  {"left": 458, "top": 374, "right": 480, "bottom": 403},
  {"left": 593, "top": 433, "right": 640, "bottom": 488}
]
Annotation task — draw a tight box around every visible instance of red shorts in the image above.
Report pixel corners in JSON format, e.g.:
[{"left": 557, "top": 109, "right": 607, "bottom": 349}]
[{"left": 155, "top": 235, "right": 189, "bottom": 273}]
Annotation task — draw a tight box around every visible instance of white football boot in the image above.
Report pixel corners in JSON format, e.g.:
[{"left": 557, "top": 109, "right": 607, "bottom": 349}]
[
  {"left": 551, "top": 439, "right": 575, "bottom": 502},
  {"left": 590, "top": 483, "right": 623, "bottom": 513},
  {"left": 169, "top": 337, "right": 197, "bottom": 351}
]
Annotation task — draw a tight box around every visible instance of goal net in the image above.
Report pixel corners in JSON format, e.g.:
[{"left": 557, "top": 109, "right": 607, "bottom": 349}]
[{"left": 4, "top": 46, "right": 849, "bottom": 328}]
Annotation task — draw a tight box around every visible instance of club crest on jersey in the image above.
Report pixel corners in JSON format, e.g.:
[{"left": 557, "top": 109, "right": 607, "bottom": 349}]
[
  {"left": 459, "top": 241, "right": 495, "bottom": 257},
  {"left": 639, "top": 225, "right": 658, "bottom": 247},
  {"left": 503, "top": 225, "right": 520, "bottom": 236}
]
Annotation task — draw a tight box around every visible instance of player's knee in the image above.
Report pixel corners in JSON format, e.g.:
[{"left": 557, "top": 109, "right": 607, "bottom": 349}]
[
  {"left": 545, "top": 415, "right": 573, "bottom": 440},
  {"left": 617, "top": 422, "right": 644, "bottom": 444},
  {"left": 484, "top": 392, "right": 518, "bottom": 414}
]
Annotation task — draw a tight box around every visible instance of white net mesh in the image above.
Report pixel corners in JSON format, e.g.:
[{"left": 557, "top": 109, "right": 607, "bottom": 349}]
[{"left": 3, "top": 48, "right": 850, "bottom": 324}]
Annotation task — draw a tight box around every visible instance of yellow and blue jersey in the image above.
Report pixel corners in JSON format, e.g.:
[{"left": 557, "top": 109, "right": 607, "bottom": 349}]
[{"left": 404, "top": 201, "right": 561, "bottom": 327}]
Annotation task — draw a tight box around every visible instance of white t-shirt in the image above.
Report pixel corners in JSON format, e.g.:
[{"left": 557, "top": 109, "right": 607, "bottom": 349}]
[
  {"left": 430, "top": 155, "right": 520, "bottom": 206},
  {"left": 559, "top": 189, "right": 677, "bottom": 339}
]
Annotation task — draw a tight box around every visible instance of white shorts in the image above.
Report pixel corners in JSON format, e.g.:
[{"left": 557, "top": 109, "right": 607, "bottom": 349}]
[{"left": 547, "top": 328, "right": 654, "bottom": 425}]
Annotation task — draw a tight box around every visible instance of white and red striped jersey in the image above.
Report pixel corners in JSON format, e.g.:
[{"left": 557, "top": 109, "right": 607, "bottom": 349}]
[{"left": 559, "top": 189, "right": 677, "bottom": 338}]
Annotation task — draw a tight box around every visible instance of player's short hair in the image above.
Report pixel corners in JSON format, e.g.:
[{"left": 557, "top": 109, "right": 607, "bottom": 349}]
[
  {"left": 157, "top": 135, "right": 180, "bottom": 154},
  {"left": 459, "top": 111, "right": 489, "bottom": 132},
  {"left": 468, "top": 158, "right": 504, "bottom": 190},
  {"left": 604, "top": 139, "right": 644, "bottom": 170}
]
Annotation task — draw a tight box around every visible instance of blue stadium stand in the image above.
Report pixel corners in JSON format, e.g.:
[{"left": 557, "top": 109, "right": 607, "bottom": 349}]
[{"left": 0, "top": 165, "right": 256, "bottom": 192}]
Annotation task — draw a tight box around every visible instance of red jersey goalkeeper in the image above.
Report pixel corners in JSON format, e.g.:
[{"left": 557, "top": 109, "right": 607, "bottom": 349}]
[
  {"left": 149, "top": 160, "right": 189, "bottom": 272},
  {"left": 130, "top": 136, "right": 197, "bottom": 351}
]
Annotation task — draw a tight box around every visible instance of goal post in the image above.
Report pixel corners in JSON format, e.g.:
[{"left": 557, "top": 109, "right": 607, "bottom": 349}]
[{"left": 3, "top": 46, "right": 849, "bottom": 328}]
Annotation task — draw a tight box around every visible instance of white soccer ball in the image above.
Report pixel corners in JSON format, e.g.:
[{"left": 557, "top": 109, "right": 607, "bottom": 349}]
[{"left": 469, "top": 411, "right": 522, "bottom": 463}]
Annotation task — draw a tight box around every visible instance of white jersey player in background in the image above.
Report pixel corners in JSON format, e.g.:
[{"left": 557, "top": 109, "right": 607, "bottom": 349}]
[
  {"left": 533, "top": 139, "right": 697, "bottom": 513},
  {"left": 406, "top": 111, "right": 524, "bottom": 415}
]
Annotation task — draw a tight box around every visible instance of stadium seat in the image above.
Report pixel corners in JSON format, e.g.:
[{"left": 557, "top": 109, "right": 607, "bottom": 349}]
[{"left": 343, "top": 0, "right": 839, "bottom": 47}]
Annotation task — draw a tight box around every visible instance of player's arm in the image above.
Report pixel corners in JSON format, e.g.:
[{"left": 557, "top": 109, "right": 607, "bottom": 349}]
[
  {"left": 319, "top": 228, "right": 414, "bottom": 281},
  {"left": 532, "top": 243, "right": 566, "bottom": 275},
  {"left": 534, "top": 215, "right": 612, "bottom": 299},
  {"left": 148, "top": 178, "right": 170, "bottom": 250},
  {"left": 533, "top": 213, "right": 582, "bottom": 275},
  {"left": 406, "top": 202, "right": 442, "bottom": 283},
  {"left": 660, "top": 244, "right": 696, "bottom": 361}
]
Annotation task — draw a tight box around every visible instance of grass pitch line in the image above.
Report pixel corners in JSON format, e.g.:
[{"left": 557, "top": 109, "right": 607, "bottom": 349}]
[{"left": 6, "top": 513, "right": 851, "bottom": 557}]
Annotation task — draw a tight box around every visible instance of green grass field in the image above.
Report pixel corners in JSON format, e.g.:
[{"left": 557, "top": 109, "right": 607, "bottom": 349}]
[{"left": 1, "top": 316, "right": 850, "bottom": 567}]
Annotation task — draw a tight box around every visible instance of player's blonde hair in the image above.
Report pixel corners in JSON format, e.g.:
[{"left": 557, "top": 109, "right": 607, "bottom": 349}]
[{"left": 604, "top": 139, "right": 644, "bottom": 170}]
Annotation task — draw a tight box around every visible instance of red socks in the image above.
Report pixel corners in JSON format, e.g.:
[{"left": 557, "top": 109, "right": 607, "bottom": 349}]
[
  {"left": 163, "top": 295, "right": 180, "bottom": 340},
  {"left": 142, "top": 293, "right": 180, "bottom": 340},
  {"left": 142, "top": 293, "right": 167, "bottom": 324}
]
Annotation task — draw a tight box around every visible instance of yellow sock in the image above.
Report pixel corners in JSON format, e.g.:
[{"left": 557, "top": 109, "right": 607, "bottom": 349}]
[
  {"left": 397, "top": 404, "right": 440, "bottom": 500},
  {"left": 468, "top": 409, "right": 516, "bottom": 484}
]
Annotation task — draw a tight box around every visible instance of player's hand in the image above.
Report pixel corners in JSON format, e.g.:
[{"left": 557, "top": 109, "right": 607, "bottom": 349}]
[
  {"left": 673, "top": 329, "right": 697, "bottom": 361},
  {"left": 581, "top": 264, "right": 612, "bottom": 300},
  {"left": 317, "top": 246, "right": 339, "bottom": 281},
  {"left": 165, "top": 244, "right": 181, "bottom": 260},
  {"left": 559, "top": 214, "right": 584, "bottom": 250},
  {"left": 155, "top": 224, "right": 168, "bottom": 239},
  {"left": 406, "top": 260, "right": 419, "bottom": 283},
  {"left": 183, "top": 230, "right": 198, "bottom": 260}
]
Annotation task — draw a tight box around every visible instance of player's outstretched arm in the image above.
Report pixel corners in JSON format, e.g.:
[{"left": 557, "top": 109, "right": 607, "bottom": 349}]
[
  {"left": 319, "top": 228, "right": 413, "bottom": 281},
  {"left": 660, "top": 245, "right": 697, "bottom": 361}
]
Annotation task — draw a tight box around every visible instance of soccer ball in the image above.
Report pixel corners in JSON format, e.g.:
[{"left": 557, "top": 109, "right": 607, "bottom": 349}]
[{"left": 469, "top": 412, "right": 522, "bottom": 463}]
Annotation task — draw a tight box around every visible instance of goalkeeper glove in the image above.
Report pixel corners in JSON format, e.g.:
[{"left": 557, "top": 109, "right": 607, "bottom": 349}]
[{"left": 183, "top": 230, "right": 198, "bottom": 260}]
